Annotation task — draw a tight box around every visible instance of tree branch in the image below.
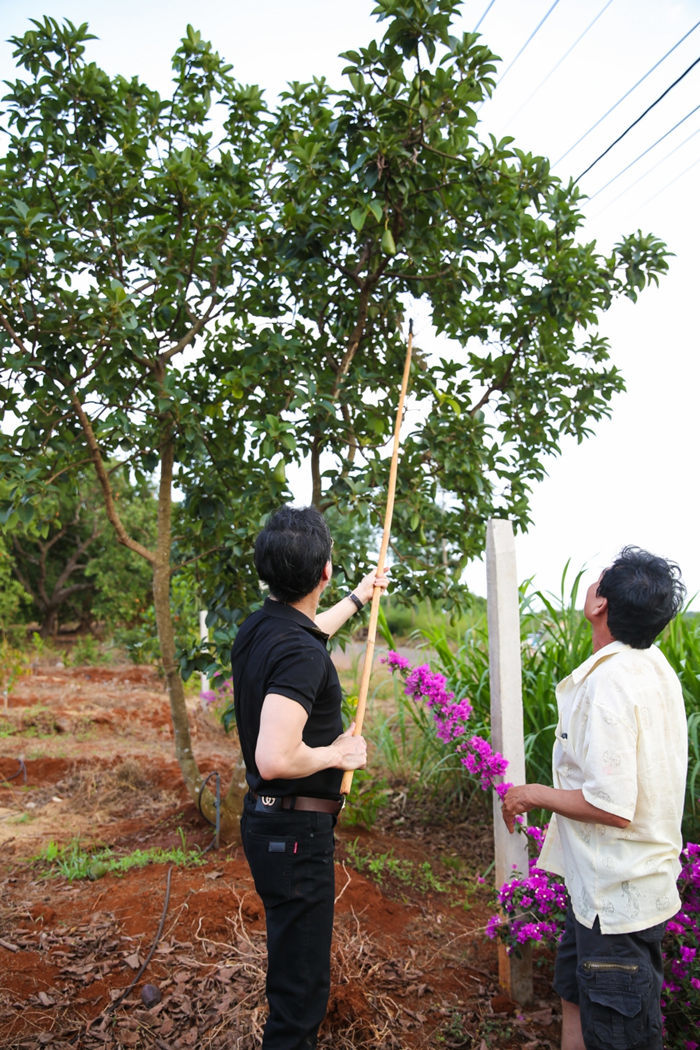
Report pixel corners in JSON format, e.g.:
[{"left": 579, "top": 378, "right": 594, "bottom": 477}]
[{"left": 68, "top": 391, "right": 156, "bottom": 565}]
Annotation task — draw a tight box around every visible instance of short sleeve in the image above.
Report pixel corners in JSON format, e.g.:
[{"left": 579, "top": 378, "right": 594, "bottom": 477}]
[
  {"left": 265, "top": 637, "right": 328, "bottom": 715},
  {"left": 580, "top": 669, "right": 639, "bottom": 821}
]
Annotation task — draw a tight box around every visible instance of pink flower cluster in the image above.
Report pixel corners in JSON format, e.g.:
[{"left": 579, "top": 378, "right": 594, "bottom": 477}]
[
  {"left": 385, "top": 651, "right": 512, "bottom": 797},
  {"left": 401, "top": 661, "right": 474, "bottom": 745},
  {"left": 459, "top": 735, "right": 511, "bottom": 798},
  {"left": 487, "top": 861, "right": 567, "bottom": 951},
  {"left": 200, "top": 674, "right": 233, "bottom": 708}
]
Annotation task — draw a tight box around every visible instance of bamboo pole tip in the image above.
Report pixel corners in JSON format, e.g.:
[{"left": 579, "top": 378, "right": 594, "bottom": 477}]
[{"left": 409, "top": 318, "right": 413, "bottom": 335}]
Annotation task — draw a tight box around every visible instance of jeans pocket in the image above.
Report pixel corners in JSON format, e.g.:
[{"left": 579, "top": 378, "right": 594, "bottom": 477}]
[
  {"left": 243, "top": 829, "right": 296, "bottom": 908},
  {"left": 578, "top": 958, "right": 651, "bottom": 1049},
  {"left": 291, "top": 827, "right": 335, "bottom": 902}
]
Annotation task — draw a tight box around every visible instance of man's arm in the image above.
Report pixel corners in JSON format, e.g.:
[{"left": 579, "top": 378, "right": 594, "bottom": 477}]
[
  {"left": 501, "top": 783, "right": 631, "bottom": 834},
  {"left": 255, "top": 693, "right": 367, "bottom": 781},
  {"left": 315, "top": 569, "right": 389, "bottom": 637}
]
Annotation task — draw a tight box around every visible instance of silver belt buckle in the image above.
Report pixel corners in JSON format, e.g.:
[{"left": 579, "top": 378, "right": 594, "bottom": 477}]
[{"left": 261, "top": 795, "right": 276, "bottom": 808}]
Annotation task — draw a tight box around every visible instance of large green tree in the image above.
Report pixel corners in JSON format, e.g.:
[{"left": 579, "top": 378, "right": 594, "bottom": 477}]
[
  {"left": 0, "top": 3, "right": 668, "bottom": 830},
  {"left": 250, "top": 0, "right": 668, "bottom": 589},
  {"left": 0, "top": 17, "right": 275, "bottom": 832}
]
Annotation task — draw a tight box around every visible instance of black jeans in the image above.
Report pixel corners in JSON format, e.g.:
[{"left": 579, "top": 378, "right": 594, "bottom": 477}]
[
  {"left": 241, "top": 795, "right": 336, "bottom": 1050},
  {"left": 554, "top": 905, "right": 666, "bottom": 1050}
]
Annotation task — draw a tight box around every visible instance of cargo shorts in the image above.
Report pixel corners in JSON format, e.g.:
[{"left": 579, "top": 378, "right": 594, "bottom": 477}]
[{"left": 553, "top": 905, "right": 666, "bottom": 1050}]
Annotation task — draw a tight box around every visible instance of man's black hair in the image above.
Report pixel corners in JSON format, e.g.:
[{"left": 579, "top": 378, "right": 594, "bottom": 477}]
[
  {"left": 254, "top": 505, "right": 332, "bottom": 604},
  {"left": 597, "top": 546, "right": 686, "bottom": 649}
]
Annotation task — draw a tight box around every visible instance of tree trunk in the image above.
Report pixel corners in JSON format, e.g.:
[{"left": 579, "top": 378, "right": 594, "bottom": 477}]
[
  {"left": 152, "top": 430, "right": 246, "bottom": 842},
  {"left": 73, "top": 384, "right": 247, "bottom": 842},
  {"left": 41, "top": 607, "right": 59, "bottom": 638}
]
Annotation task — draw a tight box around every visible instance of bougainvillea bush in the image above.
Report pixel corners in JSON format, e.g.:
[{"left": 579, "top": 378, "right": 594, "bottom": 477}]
[
  {"left": 384, "top": 651, "right": 700, "bottom": 1050},
  {"left": 661, "top": 843, "right": 700, "bottom": 1044}
]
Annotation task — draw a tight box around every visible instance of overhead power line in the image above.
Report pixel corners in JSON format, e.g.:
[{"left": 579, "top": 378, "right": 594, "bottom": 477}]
[
  {"left": 505, "top": 0, "right": 615, "bottom": 126},
  {"left": 473, "top": 0, "right": 497, "bottom": 33},
  {"left": 495, "top": 0, "right": 562, "bottom": 89},
  {"left": 640, "top": 151, "right": 700, "bottom": 209},
  {"left": 587, "top": 102, "right": 700, "bottom": 201},
  {"left": 574, "top": 55, "right": 700, "bottom": 183},
  {"left": 555, "top": 19, "right": 700, "bottom": 166},
  {"left": 592, "top": 122, "right": 700, "bottom": 216}
]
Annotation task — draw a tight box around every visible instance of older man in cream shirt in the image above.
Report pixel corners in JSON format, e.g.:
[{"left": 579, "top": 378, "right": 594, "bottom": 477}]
[{"left": 502, "top": 546, "right": 687, "bottom": 1050}]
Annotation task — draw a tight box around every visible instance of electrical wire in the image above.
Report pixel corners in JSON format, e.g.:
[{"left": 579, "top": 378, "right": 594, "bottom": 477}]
[
  {"left": 574, "top": 55, "right": 700, "bottom": 183},
  {"left": 0, "top": 758, "right": 26, "bottom": 785},
  {"left": 473, "top": 0, "right": 497, "bottom": 33},
  {"left": 495, "top": 0, "right": 563, "bottom": 89},
  {"left": 105, "top": 864, "right": 174, "bottom": 1016},
  {"left": 81, "top": 863, "right": 175, "bottom": 1041},
  {"left": 639, "top": 151, "right": 700, "bottom": 208},
  {"left": 504, "top": 0, "right": 615, "bottom": 126},
  {"left": 592, "top": 121, "right": 700, "bottom": 215},
  {"left": 555, "top": 19, "right": 700, "bottom": 166},
  {"left": 587, "top": 105, "right": 700, "bottom": 203}
]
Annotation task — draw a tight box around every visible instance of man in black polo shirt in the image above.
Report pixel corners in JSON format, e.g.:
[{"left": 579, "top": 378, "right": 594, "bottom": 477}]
[{"left": 232, "top": 505, "right": 387, "bottom": 1050}]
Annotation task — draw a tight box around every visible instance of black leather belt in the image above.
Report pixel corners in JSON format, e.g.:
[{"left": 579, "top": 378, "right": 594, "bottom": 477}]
[{"left": 249, "top": 791, "right": 344, "bottom": 815}]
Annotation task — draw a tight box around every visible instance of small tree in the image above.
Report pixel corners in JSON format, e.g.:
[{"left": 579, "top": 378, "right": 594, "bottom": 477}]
[
  {"left": 0, "top": 534, "right": 29, "bottom": 638},
  {"left": 6, "top": 464, "right": 155, "bottom": 636},
  {"left": 0, "top": 18, "right": 275, "bottom": 832}
]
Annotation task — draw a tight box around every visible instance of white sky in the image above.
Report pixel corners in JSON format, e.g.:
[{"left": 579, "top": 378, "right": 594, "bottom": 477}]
[{"left": 2, "top": 0, "right": 698, "bottom": 606}]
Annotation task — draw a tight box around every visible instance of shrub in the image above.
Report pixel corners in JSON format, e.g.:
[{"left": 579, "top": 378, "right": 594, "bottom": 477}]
[{"left": 661, "top": 842, "right": 700, "bottom": 1046}]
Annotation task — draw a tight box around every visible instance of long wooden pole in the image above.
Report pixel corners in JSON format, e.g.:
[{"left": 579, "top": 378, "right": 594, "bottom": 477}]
[{"left": 340, "top": 321, "right": 413, "bottom": 796}]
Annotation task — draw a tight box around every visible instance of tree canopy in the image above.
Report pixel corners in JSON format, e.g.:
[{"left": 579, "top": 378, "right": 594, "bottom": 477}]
[{"left": 0, "top": 0, "right": 669, "bottom": 829}]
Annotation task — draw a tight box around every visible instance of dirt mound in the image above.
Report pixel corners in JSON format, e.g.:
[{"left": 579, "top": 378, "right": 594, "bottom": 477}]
[{"left": 0, "top": 668, "right": 560, "bottom": 1049}]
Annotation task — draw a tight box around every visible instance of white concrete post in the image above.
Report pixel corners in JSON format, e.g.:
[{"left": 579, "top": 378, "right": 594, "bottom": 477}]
[
  {"left": 486, "top": 518, "right": 533, "bottom": 1004},
  {"left": 199, "top": 610, "right": 210, "bottom": 696}
]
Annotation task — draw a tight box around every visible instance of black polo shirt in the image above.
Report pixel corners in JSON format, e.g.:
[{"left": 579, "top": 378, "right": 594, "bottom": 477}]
[{"left": 231, "top": 597, "right": 344, "bottom": 798}]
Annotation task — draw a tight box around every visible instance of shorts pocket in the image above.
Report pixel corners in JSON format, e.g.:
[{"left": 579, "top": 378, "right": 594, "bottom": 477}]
[{"left": 578, "top": 957, "right": 651, "bottom": 1049}]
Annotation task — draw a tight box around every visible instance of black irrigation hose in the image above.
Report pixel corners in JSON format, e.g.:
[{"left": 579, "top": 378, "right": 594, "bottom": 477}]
[
  {"left": 0, "top": 758, "right": 27, "bottom": 786},
  {"left": 109, "top": 864, "right": 174, "bottom": 1014},
  {"left": 101, "top": 773, "right": 222, "bottom": 1016},
  {"left": 197, "top": 770, "right": 221, "bottom": 853},
  {"left": 81, "top": 771, "right": 223, "bottom": 1036},
  {"left": 74, "top": 865, "right": 175, "bottom": 1045}
]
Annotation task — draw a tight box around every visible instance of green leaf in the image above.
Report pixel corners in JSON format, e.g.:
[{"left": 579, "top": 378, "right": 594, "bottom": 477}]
[
  {"left": 17, "top": 503, "right": 34, "bottom": 525},
  {"left": 350, "top": 207, "right": 366, "bottom": 232}
]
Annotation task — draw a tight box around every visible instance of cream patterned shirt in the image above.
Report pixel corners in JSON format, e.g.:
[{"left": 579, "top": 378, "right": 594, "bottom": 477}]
[{"left": 537, "top": 640, "right": 687, "bottom": 934}]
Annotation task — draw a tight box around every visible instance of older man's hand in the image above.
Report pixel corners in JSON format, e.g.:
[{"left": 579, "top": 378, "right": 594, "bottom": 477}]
[{"left": 501, "top": 784, "right": 538, "bottom": 833}]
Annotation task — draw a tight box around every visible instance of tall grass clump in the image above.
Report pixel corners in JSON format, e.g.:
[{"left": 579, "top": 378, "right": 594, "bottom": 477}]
[{"left": 657, "top": 609, "right": 700, "bottom": 839}]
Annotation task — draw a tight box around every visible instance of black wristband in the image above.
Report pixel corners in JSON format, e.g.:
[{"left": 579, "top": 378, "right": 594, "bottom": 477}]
[{"left": 347, "top": 592, "right": 364, "bottom": 612}]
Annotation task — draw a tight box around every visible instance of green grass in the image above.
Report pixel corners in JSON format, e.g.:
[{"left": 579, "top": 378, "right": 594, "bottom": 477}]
[
  {"left": 35, "top": 832, "right": 207, "bottom": 880},
  {"left": 343, "top": 838, "right": 449, "bottom": 894}
]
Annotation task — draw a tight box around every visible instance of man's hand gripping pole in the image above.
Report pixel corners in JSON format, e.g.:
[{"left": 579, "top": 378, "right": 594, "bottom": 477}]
[{"left": 340, "top": 320, "right": 413, "bottom": 797}]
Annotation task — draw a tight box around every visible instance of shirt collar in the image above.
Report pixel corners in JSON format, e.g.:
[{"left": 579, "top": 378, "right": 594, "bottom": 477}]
[
  {"left": 569, "top": 638, "right": 629, "bottom": 685},
  {"left": 262, "top": 596, "right": 329, "bottom": 642}
]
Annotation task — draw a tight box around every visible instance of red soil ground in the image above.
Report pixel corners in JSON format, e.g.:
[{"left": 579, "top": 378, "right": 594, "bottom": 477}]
[{"left": 0, "top": 664, "right": 561, "bottom": 1049}]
